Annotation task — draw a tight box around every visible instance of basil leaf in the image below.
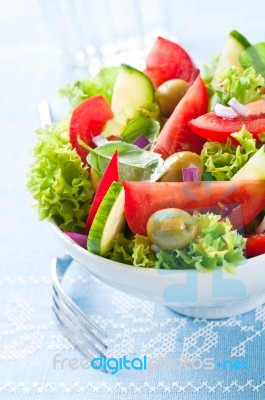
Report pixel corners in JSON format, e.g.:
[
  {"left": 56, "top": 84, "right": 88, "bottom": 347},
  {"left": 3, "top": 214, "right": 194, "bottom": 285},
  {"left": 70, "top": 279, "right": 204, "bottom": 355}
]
[
  {"left": 239, "top": 43, "right": 265, "bottom": 78},
  {"left": 121, "top": 117, "right": 160, "bottom": 144},
  {"left": 87, "top": 141, "right": 166, "bottom": 181}
]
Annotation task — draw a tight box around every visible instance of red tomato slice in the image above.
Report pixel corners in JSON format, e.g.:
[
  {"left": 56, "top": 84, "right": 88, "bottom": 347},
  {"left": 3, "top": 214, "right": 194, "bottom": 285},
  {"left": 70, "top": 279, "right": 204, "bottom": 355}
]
[
  {"left": 189, "top": 102, "right": 265, "bottom": 143},
  {"left": 245, "top": 233, "right": 265, "bottom": 258},
  {"left": 144, "top": 36, "right": 197, "bottom": 88},
  {"left": 85, "top": 151, "right": 118, "bottom": 234},
  {"left": 152, "top": 76, "right": 208, "bottom": 159},
  {"left": 70, "top": 96, "right": 113, "bottom": 163},
  {"left": 123, "top": 181, "right": 265, "bottom": 236},
  {"left": 247, "top": 99, "right": 265, "bottom": 115}
]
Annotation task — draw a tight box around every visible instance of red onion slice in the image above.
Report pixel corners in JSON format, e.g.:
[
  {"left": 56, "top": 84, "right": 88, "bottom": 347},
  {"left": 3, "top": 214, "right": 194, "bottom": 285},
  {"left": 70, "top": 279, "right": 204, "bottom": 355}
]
[
  {"left": 133, "top": 135, "right": 150, "bottom": 149},
  {"left": 65, "top": 232, "right": 87, "bottom": 248},
  {"left": 228, "top": 97, "right": 250, "bottom": 117},
  {"left": 182, "top": 167, "right": 201, "bottom": 182},
  {"left": 150, "top": 244, "right": 161, "bottom": 253},
  {"left": 92, "top": 134, "right": 109, "bottom": 147},
  {"left": 214, "top": 103, "right": 238, "bottom": 119}
]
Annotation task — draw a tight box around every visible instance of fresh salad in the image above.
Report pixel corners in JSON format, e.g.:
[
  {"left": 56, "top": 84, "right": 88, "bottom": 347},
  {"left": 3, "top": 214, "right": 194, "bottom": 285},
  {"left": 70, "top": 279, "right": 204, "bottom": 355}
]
[{"left": 28, "top": 30, "right": 265, "bottom": 272}]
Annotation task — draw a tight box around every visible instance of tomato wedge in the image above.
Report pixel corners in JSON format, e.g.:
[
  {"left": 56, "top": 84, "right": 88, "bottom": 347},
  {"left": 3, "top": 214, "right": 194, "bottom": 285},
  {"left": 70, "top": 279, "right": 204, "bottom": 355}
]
[
  {"left": 245, "top": 233, "right": 265, "bottom": 258},
  {"left": 123, "top": 181, "right": 265, "bottom": 236},
  {"left": 85, "top": 151, "right": 118, "bottom": 234},
  {"left": 70, "top": 96, "right": 113, "bottom": 163},
  {"left": 247, "top": 99, "right": 265, "bottom": 115},
  {"left": 152, "top": 76, "right": 208, "bottom": 159},
  {"left": 188, "top": 101, "right": 265, "bottom": 144},
  {"left": 144, "top": 36, "right": 197, "bottom": 88}
]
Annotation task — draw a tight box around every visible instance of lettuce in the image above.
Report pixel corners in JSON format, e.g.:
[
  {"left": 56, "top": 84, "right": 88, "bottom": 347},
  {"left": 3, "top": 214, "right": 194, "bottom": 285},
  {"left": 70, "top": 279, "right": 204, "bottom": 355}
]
[
  {"left": 156, "top": 250, "right": 191, "bottom": 270},
  {"left": 60, "top": 67, "right": 118, "bottom": 107},
  {"left": 108, "top": 233, "right": 156, "bottom": 268},
  {"left": 156, "top": 213, "right": 246, "bottom": 273},
  {"left": 210, "top": 66, "right": 265, "bottom": 107},
  {"left": 201, "top": 126, "right": 258, "bottom": 180},
  {"left": 202, "top": 55, "right": 220, "bottom": 85},
  {"left": 109, "top": 214, "right": 246, "bottom": 272},
  {"left": 27, "top": 119, "right": 94, "bottom": 232}
]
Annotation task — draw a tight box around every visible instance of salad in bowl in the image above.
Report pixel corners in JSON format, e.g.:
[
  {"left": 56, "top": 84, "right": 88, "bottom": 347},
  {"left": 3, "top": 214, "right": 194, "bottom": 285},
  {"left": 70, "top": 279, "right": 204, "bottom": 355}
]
[{"left": 28, "top": 30, "right": 265, "bottom": 318}]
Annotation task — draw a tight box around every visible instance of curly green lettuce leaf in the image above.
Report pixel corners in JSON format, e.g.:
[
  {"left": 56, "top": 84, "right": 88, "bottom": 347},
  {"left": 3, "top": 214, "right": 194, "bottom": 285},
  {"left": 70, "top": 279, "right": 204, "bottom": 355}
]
[
  {"left": 202, "top": 54, "right": 220, "bottom": 85},
  {"left": 210, "top": 66, "right": 265, "bottom": 108},
  {"left": 156, "top": 249, "right": 193, "bottom": 270},
  {"left": 60, "top": 67, "right": 118, "bottom": 107},
  {"left": 109, "top": 214, "right": 245, "bottom": 272},
  {"left": 108, "top": 233, "right": 156, "bottom": 268},
  {"left": 156, "top": 213, "right": 246, "bottom": 272},
  {"left": 201, "top": 126, "right": 258, "bottom": 180},
  {"left": 27, "top": 119, "right": 94, "bottom": 232},
  {"left": 107, "top": 233, "right": 134, "bottom": 265}
]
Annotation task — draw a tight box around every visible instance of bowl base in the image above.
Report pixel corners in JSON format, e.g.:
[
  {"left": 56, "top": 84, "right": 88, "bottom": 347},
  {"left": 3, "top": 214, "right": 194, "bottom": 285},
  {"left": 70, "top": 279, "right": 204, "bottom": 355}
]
[{"left": 167, "top": 292, "right": 265, "bottom": 319}]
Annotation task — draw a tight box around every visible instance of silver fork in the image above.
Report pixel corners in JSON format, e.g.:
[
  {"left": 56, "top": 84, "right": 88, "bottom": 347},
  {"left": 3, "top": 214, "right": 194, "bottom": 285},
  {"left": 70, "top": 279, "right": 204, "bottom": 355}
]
[{"left": 51, "top": 252, "right": 108, "bottom": 366}]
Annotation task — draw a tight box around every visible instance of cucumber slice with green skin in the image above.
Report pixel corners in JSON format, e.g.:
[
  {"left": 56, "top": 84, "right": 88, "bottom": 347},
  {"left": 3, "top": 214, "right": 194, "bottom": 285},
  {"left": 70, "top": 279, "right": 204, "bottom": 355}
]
[
  {"left": 87, "top": 182, "right": 125, "bottom": 256},
  {"left": 213, "top": 30, "right": 251, "bottom": 79},
  {"left": 104, "top": 64, "right": 155, "bottom": 136},
  {"left": 231, "top": 145, "right": 265, "bottom": 181},
  {"left": 230, "top": 30, "right": 251, "bottom": 50}
]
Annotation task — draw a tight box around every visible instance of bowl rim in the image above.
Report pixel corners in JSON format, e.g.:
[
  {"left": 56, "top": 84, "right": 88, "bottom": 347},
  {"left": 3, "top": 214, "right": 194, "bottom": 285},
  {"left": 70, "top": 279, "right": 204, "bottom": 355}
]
[{"left": 49, "top": 219, "right": 265, "bottom": 276}]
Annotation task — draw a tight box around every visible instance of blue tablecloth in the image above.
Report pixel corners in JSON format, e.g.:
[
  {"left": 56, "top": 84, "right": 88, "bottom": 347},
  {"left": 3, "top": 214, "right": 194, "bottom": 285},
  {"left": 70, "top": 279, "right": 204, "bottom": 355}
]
[
  {"left": 1, "top": 256, "right": 265, "bottom": 399},
  {"left": 1, "top": 1, "right": 265, "bottom": 398}
]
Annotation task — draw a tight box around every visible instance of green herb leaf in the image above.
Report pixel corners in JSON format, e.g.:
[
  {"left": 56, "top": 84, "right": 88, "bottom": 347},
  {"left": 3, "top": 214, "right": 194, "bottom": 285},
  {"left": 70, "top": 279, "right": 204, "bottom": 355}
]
[
  {"left": 121, "top": 117, "right": 160, "bottom": 145},
  {"left": 86, "top": 141, "right": 166, "bottom": 181},
  {"left": 239, "top": 43, "right": 265, "bottom": 78}
]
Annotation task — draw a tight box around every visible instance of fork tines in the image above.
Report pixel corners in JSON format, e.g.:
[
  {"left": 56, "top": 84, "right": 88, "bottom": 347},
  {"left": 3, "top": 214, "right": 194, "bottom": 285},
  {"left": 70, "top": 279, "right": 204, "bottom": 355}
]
[{"left": 51, "top": 257, "right": 108, "bottom": 367}]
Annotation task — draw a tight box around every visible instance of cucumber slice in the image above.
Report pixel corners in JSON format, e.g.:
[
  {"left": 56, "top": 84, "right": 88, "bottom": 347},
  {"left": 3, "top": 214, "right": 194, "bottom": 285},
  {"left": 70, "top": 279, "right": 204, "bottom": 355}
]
[
  {"left": 104, "top": 64, "right": 155, "bottom": 136},
  {"left": 231, "top": 145, "right": 265, "bottom": 181},
  {"left": 229, "top": 30, "right": 251, "bottom": 50},
  {"left": 214, "top": 30, "right": 251, "bottom": 79},
  {"left": 87, "top": 182, "right": 125, "bottom": 256}
]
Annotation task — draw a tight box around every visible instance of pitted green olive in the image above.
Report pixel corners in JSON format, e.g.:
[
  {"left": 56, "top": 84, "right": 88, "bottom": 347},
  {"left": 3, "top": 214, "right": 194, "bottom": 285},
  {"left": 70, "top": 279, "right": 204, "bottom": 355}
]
[
  {"left": 90, "top": 168, "right": 101, "bottom": 192},
  {"left": 147, "top": 208, "right": 197, "bottom": 250},
  {"left": 156, "top": 79, "right": 190, "bottom": 117},
  {"left": 159, "top": 151, "right": 203, "bottom": 182}
]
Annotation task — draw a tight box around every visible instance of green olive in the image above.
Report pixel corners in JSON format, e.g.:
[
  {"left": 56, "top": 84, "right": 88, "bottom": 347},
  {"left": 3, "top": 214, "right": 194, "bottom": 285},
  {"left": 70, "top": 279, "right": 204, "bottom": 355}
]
[
  {"left": 147, "top": 208, "right": 197, "bottom": 250},
  {"left": 159, "top": 151, "right": 203, "bottom": 182},
  {"left": 156, "top": 79, "right": 190, "bottom": 117},
  {"left": 90, "top": 168, "right": 101, "bottom": 192}
]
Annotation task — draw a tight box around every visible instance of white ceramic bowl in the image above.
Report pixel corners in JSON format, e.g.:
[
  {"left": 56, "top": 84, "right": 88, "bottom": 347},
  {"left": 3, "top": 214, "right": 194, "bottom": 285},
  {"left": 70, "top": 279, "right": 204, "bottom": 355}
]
[{"left": 50, "top": 221, "right": 265, "bottom": 319}]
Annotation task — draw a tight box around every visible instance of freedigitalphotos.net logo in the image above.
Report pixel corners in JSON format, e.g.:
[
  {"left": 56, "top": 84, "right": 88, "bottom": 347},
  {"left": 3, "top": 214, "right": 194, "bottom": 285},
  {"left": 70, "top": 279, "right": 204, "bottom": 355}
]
[
  {"left": 52, "top": 353, "right": 248, "bottom": 374},
  {"left": 53, "top": 353, "right": 147, "bottom": 374}
]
